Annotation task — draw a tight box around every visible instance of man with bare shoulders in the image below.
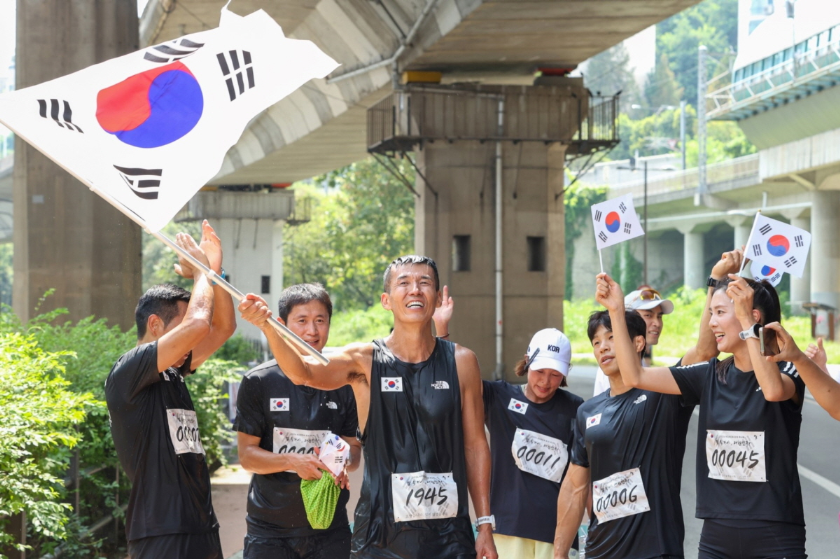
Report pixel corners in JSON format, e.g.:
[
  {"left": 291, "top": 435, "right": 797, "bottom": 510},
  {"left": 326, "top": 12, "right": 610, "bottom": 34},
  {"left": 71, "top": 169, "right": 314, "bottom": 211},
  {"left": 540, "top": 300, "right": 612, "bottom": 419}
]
[{"left": 238, "top": 255, "right": 498, "bottom": 559}]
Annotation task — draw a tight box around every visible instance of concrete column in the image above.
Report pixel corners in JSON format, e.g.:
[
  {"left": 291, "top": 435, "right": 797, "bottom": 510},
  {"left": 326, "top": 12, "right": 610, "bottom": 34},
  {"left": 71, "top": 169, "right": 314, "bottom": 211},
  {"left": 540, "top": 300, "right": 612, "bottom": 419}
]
[
  {"left": 734, "top": 223, "right": 752, "bottom": 250},
  {"left": 13, "top": 1, "right": 141, "bottom": 329},
  {"left": 811, "top": 191, "right": 840, "bottom": 309},
  {"left": 684, "top": 231, "right": 705, "bottom": 289},
  {"left": 789, "top": 215, "right": 811, "bottom": 315},
  {"left": 271, "top": 219, "right": 285, "bottom": 306}
]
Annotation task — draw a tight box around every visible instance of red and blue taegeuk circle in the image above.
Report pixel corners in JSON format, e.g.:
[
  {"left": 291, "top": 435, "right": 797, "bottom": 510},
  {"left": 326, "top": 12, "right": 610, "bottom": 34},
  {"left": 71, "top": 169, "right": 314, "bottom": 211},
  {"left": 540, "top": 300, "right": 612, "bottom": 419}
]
[
  {"left": 766, "top": 235, "right": 790, "bottom": 257},
  {"left": 605, "top": 211, "right": 621, "bottom": 233},
  {"left": 388, "top": 380, "right": 396, "bottom": 388},
  {"left": 760, "top": 265, "right": 776, "bottom": 276},
  {"left": 96, "top": 61, "right": 203, "bottom": 148}
]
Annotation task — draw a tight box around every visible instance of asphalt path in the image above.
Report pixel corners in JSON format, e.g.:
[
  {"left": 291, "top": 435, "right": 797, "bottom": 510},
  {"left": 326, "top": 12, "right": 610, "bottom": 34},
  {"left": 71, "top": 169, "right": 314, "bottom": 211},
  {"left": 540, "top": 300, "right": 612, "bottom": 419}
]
[{"left": 567, "top": 365, "right": 840, "bottom": 558}]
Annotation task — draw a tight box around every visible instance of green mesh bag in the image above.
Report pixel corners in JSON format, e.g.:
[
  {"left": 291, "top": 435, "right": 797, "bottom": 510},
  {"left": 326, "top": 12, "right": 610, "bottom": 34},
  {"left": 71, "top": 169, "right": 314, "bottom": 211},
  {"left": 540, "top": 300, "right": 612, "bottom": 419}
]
[{"left": 300, "top": 471, "right": 340, "bottom": 529}]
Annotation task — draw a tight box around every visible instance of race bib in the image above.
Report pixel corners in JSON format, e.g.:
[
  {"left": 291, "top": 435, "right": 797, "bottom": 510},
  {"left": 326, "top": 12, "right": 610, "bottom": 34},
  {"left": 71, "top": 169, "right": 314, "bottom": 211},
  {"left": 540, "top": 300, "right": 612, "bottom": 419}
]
[
  {"left": 391, "top": 471, "right": 458, "bottom": 522},
  {"left": 592, "top": 467, "right": 650, "bottom": 524},
  {"left": 272, "top": 427, "right": 330, "bottom": 455},
  {"left": 706, "top": 430, "right": 766, "bottom": 482},
  {"left": 166, "top": 408, "right": 205, "bottom": 455},
  {"left": 511, "top": 428, "right": 569, "bottom": 482}
]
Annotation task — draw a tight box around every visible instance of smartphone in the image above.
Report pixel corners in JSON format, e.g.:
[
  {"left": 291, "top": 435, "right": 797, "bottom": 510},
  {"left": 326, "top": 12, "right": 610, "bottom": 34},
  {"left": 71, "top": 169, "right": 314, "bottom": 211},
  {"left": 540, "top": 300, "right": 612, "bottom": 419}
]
[{"left": 759, "top": 327, "right": 780, "bottom": 357}]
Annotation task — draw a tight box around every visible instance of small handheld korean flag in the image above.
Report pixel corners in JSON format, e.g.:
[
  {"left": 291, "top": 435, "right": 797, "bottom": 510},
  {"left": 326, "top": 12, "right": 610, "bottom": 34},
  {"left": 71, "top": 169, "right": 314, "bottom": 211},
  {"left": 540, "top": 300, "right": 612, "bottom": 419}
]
[
  {"left": 744, "top": 214, "right": 810, "bottom": 278},
  {"left": 750, "top": 260, "right": 783, "bottom": 287},
  {"left": 0, "top": 7, "right": 338, "bottom": 232},
  {"left": 591, "top": 194, "right": 645, "bottom": 248}
]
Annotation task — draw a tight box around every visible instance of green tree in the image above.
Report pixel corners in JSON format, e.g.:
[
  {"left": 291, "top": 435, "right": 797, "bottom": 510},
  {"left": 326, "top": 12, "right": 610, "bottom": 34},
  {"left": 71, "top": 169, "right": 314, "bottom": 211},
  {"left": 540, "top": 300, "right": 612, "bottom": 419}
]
[
  {"left": 584, "top": 42, "right": 641, "bottom": 106},
  {"left": 564, "top": 181, "right": 607, "bottom": 300},
  {"left": 142, "top": 220, "right": 202, "bottom": 291},
  {"left": 644, "top": 53, "right": 684, "bottom": 109}
]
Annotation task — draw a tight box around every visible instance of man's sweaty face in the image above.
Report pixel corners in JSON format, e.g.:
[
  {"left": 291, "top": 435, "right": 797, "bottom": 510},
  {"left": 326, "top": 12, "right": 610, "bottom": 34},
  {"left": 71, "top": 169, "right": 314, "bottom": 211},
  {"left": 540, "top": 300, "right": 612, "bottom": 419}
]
[
  {"left": 637, "top": 307, "right": 665, "bottom": 346},
  {"left": 383, "top": 264, "right": 439, "bottom": 321},
  {"left": 282, "top": 300, "right": 330, "bottom": 352}
]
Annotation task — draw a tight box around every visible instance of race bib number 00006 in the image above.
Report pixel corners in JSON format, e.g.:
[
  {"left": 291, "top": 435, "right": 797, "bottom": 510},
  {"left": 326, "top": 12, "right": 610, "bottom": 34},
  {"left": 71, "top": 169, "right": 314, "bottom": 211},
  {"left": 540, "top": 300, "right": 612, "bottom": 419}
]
[
  {"left": 273, "top": 428, "right": 330, "bottom": 455},
  {"left": 391, "top": 471, "right": 458, "bottom": 523},
  {"left": 592, "top": 467, "right": 650, "bottom": 524},
  {"left": 511, "top": 428, "right": 569, "bottom": 482},
  {"left": 705, "top": 430, "right": 766, "bottom": 482},
  {"left": 166, "top": 408, "right": 205, "bottom": 455}
]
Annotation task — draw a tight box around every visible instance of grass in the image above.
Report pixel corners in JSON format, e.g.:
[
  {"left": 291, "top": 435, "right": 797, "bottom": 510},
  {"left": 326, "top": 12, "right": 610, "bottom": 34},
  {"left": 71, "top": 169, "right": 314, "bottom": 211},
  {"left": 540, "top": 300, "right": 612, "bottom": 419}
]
[{"left": 564, "top": 288, "right": 833, "bottom": 365}]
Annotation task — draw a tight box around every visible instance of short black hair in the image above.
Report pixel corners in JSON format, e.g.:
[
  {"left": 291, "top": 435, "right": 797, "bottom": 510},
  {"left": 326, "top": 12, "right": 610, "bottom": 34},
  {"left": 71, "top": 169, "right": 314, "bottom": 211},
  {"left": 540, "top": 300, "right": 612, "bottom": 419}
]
[
  {"left": 587, "top": 309, "right": 647, "bottom": 358},
  {"left": 277, "top": 283, "right": 333, "bottom": 323},
  {"left": 383, "top": 255, "right": 440, "bottom": 293},
  {"left": 135, "top": 283, "right": 191, "bottom": 339}
]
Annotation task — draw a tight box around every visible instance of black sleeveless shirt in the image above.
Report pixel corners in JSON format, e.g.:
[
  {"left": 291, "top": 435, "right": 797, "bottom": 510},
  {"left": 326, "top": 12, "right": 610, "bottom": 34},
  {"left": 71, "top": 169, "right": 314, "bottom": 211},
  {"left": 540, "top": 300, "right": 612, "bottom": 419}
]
[{"left": 350, "top": 339, "right": 475, "bottom": 559}]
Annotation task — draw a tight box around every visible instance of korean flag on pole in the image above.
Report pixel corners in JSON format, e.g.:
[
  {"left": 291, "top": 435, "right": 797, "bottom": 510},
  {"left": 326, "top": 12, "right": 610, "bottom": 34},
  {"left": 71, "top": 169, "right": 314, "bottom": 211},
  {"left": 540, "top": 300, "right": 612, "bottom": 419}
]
[
  {"left": 0, "top": 7, "right": 338, "bottom": 232},
  {"left": 591, "top": 194, "right": 645, "bottom": 250},
  {"left": 744, "top": 214, "right": 810, "bottom": 278}
]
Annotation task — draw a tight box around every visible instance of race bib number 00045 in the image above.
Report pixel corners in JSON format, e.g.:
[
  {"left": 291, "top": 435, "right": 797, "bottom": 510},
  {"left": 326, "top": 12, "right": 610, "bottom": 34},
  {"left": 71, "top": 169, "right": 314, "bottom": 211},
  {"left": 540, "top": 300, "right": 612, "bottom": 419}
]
[
  {"left": 272, "top": 428, "right": 330, "bottom": 455},
  {"left": 391, "top": 471, "right": 458, "bottom": 523},
  {"left": 511, "top": 428, "right": 569, "bottom": 482},
  {"left": 166, "top": 408, "right": 205, "bottom": 455},
  {"left": 705, "top": 430, "right": 766, "bottom": 482},
  {"left": 592, "top": 467, "right": 650, "bottom": 524}
]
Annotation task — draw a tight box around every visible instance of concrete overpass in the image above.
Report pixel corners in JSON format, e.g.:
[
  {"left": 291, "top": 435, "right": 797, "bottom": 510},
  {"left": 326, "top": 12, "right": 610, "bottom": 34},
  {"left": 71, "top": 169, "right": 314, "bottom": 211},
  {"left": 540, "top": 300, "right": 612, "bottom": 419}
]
[{"left": 12, "top": 0, "right": 702, "bottom": 372}]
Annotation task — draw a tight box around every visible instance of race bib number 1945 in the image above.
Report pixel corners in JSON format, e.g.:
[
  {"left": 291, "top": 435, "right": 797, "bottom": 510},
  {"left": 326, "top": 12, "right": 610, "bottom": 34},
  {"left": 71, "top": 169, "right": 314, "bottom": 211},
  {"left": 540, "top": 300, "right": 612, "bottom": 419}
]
[
  {"left": 166, "top": 408, "right": 205, "bottom": 455},
  {"left": 592, "top": 467, "right": 650, "bottom": 524},
  {"left": 706, "top": 430, "right": 766, "bottom": 482},
  {"left": 391, "top": 471, "right": 458, "bottom": 523}
]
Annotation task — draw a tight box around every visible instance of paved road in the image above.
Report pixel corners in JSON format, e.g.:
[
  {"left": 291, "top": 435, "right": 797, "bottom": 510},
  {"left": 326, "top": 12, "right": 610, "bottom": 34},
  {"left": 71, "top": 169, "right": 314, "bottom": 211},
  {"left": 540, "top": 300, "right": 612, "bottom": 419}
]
[{"left": 567, "top": 365, "right": 840, "bottom": 558}]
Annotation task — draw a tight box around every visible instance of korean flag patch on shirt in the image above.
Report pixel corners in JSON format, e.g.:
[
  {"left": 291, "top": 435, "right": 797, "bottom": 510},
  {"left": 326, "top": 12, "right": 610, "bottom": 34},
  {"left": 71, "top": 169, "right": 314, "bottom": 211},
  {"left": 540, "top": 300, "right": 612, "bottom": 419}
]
[
  {"left": 508, "top": 398, "right": 529, "bottom": 415},
  {"left": 270, "top": 398, "right": 289, "bottom": 411},
  {"left": 381, "top": 377, "right": 403, "bottom": 392},
  {"left": 586, "top": 413, "right": 602, "bottom": 429}
]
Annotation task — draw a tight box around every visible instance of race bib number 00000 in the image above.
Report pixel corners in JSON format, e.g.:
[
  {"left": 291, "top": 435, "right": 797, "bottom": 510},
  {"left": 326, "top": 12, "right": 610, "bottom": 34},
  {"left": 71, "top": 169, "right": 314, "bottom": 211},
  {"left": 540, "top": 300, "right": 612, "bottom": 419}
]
[
  {"left": 705, "top": 430, "right": 766, "bottom": 482},
  {"left": 272, "top": 428, "right": 330, "bottom": 455},
  {"left": 166, "top": 408, "right": 205, "bottom": 455},
  {"left": 511, "top": 428, "right": 569, "bottom": 482},
  {"left": 391, "top": 471, "right": 458, "bottom": 523},
  {"left": 592, "top": 467, "right": 650, "bottom": 524}
]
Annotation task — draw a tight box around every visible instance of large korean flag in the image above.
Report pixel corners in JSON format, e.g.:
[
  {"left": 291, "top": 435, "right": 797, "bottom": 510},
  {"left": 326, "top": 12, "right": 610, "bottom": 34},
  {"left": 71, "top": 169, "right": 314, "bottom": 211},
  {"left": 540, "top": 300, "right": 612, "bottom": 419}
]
[
  {"left": 745, "top": 214, "right": 810, "bottom": 278},
  {"left": 0, "top": 8, "right": 338, "bottom": 232},
  {"left": 590, "top": 194, "right": 645, "bottom": 250}
]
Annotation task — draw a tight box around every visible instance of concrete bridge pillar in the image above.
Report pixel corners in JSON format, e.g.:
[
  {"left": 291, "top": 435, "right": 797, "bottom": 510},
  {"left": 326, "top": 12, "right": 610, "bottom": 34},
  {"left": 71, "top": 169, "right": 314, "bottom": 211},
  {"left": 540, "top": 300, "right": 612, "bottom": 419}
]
[
  {"left": 789, "top": 214, "right": 811, "bottom": 315},
  {"left": 13, "top": 1, "right": 141, "bottom": 329},
  {"left": 811, "top": 191, "right": 840, "bottom": 309},
  {"left": 682, "top": 230, "right": 706, "bottom": 290},
  {"left": 734, "top": 222, "right": 752, "bottom": 250},
  {"left": 414, "top": 141, "right": 566, "bottom": 377}
]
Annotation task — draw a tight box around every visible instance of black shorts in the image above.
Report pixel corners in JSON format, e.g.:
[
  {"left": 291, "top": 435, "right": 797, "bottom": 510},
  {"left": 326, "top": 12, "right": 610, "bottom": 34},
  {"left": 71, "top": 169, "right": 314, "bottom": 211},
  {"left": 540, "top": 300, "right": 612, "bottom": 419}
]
[
  {"left": 244, "top": 527, "right": 352, "bottom": 559},
  {"left": 698, "top": 519, "right": 806, "bottom": 559},
  {"left": 128, "top": 529, "right": 223, "bottom": 559}
]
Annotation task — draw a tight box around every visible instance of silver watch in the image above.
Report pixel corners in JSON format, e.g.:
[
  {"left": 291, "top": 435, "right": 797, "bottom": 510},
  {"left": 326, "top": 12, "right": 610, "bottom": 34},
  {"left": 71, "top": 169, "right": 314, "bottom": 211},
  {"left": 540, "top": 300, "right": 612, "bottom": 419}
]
[
  {"left": 738, "top": 324, "right": 760, "bottom": 341},
  {"left": 475, "top": 515, "right": 495, "bottom": 530}
]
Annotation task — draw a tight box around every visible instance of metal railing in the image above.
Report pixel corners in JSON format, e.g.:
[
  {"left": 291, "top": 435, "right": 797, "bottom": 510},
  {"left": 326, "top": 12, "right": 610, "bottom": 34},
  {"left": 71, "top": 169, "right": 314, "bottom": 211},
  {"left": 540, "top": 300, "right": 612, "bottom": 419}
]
[
  {"left": 708, "top": 39, "right": 840, "bottom": 119},
  {"left": 608, "top": 153, "right": 760, "bottom": 198}
]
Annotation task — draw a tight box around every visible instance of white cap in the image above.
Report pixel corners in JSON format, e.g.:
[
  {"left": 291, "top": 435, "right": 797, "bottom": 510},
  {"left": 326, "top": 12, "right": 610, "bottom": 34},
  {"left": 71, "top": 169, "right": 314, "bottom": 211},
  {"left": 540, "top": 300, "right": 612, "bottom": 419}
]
[
  {"left": 624, "top": 289, "right": 674, "bottom": 314},
  {"left": 526, "top": 328, "right": 572, "bottom": 376}
]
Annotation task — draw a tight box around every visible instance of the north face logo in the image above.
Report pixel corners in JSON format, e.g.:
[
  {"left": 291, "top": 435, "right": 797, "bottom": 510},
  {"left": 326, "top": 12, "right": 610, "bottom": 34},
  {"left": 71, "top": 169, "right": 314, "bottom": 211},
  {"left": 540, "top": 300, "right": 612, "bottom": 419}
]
[
  {"left": 432, "top": 381, "right": 450, "bottom": 390},
  {"left": 325, "top": 401, "right": 338, "bottom": 409}
]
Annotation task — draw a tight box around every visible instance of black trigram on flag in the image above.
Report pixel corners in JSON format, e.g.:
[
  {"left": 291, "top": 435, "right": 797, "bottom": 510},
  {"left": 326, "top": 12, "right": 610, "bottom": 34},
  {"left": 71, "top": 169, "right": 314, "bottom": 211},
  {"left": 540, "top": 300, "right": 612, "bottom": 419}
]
[
  {"left": 598, "top": 232, "right": 608, "bottom": 242},
  {"left": 38, "top": 99, "right": 83, "bottom": 133},
  {"left": 624, "top": 223, "right": 632, "bottom": 234},
  {"left": 759, "top": 224, "right": 772, "bottom": 235},
  {"left": 217, "top": 50, "right": 255, "bottom": 101},
  {"left": 794, "top": 235, "right": 804, "bottom": 248},
  {"left": 115, "top": 166, "right": 162, "bottom": 200},
  {"left": 752, "top": 244, "right": 763, "bottom": 256},
  {"left": 618, "top": 202, "right": 627, "bottom": 213},
  {"left": 144, "top": 38, "right": 205, "bottom": 64},
  {"left": 784, "top": 256, "right": 798, "bottom": 268},
  {"left": 594, "top": 210, "right": 603, "bottom": 222}
]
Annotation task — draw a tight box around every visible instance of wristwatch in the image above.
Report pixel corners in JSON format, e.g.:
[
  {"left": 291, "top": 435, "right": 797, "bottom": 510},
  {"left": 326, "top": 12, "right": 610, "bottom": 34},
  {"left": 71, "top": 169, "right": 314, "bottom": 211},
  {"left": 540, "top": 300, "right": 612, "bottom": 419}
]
[
  {"left": 475, "top": 515, "right": 496, "bottom": 530},
  {"left": 707, "top": 276, "right": 719, "bottom": 288},
  {"left": 738, "top": 324, "right": 761, "bottom": 341}
]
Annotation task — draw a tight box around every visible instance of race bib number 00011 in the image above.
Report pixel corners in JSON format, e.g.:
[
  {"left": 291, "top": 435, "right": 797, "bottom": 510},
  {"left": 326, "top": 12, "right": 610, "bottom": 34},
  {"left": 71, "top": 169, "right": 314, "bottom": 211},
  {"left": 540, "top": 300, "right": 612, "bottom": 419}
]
[
  {"left": 705, "top": 430, "right": 766, "bottom": 483},
  {"left": 592, "top": 467, "right": 650, "bottom": 524},
  {"left": 273, "top": 428, "right": 330, "bottom": 455},
  {"left": 391, "top": 471, "right": 458, "bottom": 523},
  {"left": 166, "top": 408, "right": 205, "bottom": 455},
  {"left": 511, "top": 428, "right": 568, "bottom": 483}
]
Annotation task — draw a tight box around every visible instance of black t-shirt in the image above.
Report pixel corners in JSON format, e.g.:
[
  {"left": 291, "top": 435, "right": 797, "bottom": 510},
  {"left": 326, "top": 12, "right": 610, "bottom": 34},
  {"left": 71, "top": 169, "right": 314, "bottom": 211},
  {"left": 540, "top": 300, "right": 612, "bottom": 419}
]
[
  {"left": 669, "top": 358, "right": 805, "bottom": 524},
  {"left": 571, "top": 388, "right": 689, "bottom": 559},
  {"left": 233, "top": 359, "right": 358, "bottom": 538},
  {"left": 482, "top": 380, "right": 583, "bottom": 544},
  {"left": 105, "top": 342, "right": 217, "bottom": 541}
]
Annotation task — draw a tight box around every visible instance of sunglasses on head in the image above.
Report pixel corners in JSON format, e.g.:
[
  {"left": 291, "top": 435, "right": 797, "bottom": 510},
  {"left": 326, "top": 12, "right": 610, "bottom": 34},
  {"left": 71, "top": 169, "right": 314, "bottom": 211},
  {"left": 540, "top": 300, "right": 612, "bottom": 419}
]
[{"left": 638, "top": 289, "right": 663, "bottom": 301}]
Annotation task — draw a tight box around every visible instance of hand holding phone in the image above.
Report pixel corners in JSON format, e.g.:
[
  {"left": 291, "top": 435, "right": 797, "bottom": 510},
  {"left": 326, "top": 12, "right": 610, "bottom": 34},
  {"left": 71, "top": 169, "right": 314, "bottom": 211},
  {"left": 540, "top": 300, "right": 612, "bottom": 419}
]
[{"left": 759, "top": 327, "right": 780, "bottom": 357}]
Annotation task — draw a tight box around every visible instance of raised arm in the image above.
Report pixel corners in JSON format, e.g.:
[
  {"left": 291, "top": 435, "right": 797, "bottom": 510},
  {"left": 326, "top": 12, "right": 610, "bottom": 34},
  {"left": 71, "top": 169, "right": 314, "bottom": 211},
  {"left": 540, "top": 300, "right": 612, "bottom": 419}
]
[
  {"left": 457, "top": 346, "right": 497, "bottom": 559},
  {"left": 595, "top": 273, "right": 682, "bottom": 394},
  {"left": 553, "top": 464, "right": 589, "bottom": 559},
  {"left": 183, "top": 221, "right": 236, "bottom": 368},
  {"left": 682, "top": 248, "right": 744, "bottom": 366},
  {"left": 727, "top": 276, "right": 797, "bottom": 403},
  {"left": 432, "top": 285, "right": 454, "bottom": 339},
  {"left": 238, "top": 294, "right": 370, "bottom": 391}
]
